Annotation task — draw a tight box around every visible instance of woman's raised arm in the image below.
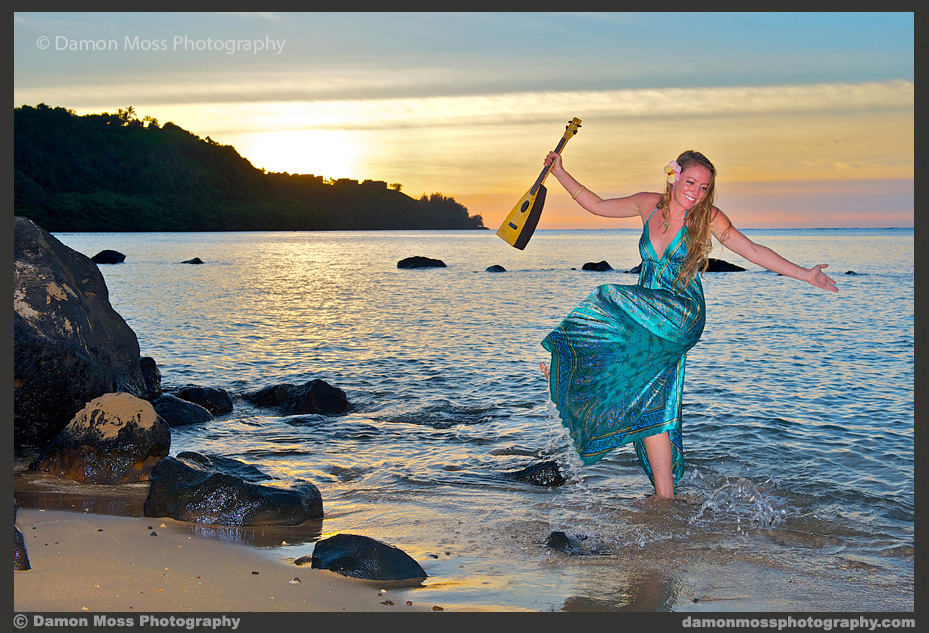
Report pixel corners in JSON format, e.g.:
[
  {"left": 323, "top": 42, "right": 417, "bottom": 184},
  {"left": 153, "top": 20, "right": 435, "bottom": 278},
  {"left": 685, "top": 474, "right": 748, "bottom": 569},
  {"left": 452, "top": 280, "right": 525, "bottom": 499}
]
[{"left": 546, "top": 152, "right": 647, "bottom": 219}]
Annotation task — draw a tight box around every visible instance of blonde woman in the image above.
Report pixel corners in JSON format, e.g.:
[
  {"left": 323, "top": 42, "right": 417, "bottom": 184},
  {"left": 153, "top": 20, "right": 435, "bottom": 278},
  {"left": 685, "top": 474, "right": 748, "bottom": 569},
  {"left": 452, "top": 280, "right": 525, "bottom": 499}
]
[{"left": 541, "top": 150, "right": 837, "bottom": 499}]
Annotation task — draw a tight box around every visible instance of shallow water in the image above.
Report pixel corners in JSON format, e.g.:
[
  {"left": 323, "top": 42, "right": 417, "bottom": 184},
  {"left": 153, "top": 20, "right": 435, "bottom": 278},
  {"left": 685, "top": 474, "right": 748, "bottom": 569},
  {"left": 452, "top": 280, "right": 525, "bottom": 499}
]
[{"left": 26, "top": 227, "right": 913, "bottom": 611}]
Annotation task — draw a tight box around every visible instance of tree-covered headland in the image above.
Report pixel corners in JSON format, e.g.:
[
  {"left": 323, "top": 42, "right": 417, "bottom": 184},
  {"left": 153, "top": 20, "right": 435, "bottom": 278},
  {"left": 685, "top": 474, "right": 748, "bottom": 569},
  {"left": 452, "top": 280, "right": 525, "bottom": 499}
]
[{"left": 14, "top": 104, "right": 485, "bottom": 232}]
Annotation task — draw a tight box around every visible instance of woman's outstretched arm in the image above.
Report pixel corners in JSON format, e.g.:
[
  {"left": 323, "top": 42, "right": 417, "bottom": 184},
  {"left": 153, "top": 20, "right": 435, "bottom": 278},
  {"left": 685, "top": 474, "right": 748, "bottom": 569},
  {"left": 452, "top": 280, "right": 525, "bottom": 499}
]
[{"left": 710, "top": 209, "right": 838, "bottom": 292}]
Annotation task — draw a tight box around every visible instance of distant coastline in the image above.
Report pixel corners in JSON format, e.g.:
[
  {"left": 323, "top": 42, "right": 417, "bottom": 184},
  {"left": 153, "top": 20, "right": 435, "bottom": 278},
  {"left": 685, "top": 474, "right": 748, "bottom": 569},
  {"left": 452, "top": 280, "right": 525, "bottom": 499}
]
[{"left": 14, "top": 104, "right": 485, "bottom": 233}]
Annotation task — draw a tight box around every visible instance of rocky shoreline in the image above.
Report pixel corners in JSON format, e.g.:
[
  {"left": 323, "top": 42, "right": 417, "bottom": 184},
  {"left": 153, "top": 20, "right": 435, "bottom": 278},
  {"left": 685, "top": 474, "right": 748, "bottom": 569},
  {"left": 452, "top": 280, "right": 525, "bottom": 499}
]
[{"left": 13, "top": 215, "right": 581, "bottom": 590}]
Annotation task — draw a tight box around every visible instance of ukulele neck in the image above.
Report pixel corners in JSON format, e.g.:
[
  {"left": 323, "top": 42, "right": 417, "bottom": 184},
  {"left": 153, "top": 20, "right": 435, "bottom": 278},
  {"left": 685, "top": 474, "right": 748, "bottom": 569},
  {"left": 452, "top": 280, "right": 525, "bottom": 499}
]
[{"left": 529, "top": 129, "right": 575, "bottom": 195}]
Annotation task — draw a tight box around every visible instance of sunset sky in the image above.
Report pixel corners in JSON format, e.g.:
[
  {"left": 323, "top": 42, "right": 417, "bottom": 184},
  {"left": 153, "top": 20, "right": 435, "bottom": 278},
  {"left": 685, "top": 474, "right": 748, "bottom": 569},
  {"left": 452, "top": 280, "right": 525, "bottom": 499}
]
[{"left": 13, "top": 12, "right": 914, "bottom": 229}]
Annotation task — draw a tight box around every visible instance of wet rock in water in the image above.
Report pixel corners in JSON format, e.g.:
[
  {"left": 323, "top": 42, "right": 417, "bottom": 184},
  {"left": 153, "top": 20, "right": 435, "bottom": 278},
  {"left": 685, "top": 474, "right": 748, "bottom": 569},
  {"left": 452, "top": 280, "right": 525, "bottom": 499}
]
[
  {"left": 152, "top": 394, "right": 214, "bottom": 427},
  {"left": 139, "top": 356, "right": 162, "bottom": 401},
  {"left": 545, "top": 530, "right": 609, "bottom": 556},
  {"left": 175, "top": 451, "right": 272, "bottom": 483},
  {"left": 181, "top": 257, "right": 204, "bottom": 264},
  {"left": 546, "top": 530, "right": 579, "bottom": 554},
  {"left": 627, "top": 264, "right": 642, "bottom": 274},
  {"left": 311, "top": 533, "right": 427, "bottom": 582},
  {"left": 485, "top": 265, "right": 506, "bottom": 272},
  {"left": 582, "top": 260, "right": 613, "bottom": 271},
  {"left": 13, "top": 500, "right": 30, "bottom": 571},
  {"left": 174, "top": 385, "right": 233, "bottom": 415},
  {"left": 509, "top": 460, "right": 567, "bottom": 487},
  {"left": 143, "top": 454, "right": 323, "bottom": 526},
  {"left": 705, "top": 258, "right": 745, "bottom": 272},
  {"left": 91, "top": 249, "right": 126, "bottom": 264},
  {"left": 243, "top": 379, "right": 351, "bottom": 416},
  {"left": 397, "top": 256, "right": 446, "bottom": 269},
  {"left": 30, "top": 393, "right": 170, "bottom": 484},
  {"left": 13, "top": 216, "right": 149, "bottom": 449}
]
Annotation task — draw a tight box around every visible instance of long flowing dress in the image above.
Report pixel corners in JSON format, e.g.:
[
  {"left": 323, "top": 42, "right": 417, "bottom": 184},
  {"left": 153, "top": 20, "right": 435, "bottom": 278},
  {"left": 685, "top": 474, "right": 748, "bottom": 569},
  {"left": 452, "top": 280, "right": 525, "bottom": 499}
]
[{"left": 541, "top": 207, "right": 706, "bottom": 484}]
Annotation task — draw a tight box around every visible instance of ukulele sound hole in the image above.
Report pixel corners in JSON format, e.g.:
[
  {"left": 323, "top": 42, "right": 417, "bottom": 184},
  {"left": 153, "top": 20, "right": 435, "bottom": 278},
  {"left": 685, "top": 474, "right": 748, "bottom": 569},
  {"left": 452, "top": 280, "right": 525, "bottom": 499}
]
[{"left": 520, "top": 201, "right": 529, "bottom": 213}]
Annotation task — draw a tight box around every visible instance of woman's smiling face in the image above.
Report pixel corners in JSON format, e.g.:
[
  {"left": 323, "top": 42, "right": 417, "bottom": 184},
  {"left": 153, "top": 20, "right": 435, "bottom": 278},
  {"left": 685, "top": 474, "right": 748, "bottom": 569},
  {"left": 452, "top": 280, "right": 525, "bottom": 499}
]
[{"left": 673, "top": 164, "right": 714, "bottom": 210}]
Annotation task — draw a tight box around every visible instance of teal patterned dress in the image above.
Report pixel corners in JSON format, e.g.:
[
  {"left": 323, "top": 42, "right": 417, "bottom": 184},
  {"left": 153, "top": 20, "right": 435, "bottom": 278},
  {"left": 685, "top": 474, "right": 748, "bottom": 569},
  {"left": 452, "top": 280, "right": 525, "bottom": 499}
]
[{"left": 541, "top": 207, "right": 706, "bottom": 484}]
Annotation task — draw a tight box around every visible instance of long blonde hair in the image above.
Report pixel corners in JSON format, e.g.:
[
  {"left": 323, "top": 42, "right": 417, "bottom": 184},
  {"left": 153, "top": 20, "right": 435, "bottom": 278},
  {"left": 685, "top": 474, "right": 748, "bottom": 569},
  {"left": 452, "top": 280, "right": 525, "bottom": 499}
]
[{"left": 657, "top": 150, "right": 727, "bottom": 289}]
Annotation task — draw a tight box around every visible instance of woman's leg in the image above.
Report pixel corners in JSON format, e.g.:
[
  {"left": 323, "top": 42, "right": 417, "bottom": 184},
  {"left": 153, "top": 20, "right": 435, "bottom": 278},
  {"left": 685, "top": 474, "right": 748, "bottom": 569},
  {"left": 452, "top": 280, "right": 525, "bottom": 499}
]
[{"left": 642, "top": 431, "right": 675, "bottom": 498}]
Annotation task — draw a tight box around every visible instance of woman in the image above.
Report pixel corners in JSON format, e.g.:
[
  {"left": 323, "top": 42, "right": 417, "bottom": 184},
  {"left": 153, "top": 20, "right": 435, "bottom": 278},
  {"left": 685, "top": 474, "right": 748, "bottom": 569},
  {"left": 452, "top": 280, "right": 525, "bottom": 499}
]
[{"left": 541, "top": 149, "right": 837, "bottom": 499}]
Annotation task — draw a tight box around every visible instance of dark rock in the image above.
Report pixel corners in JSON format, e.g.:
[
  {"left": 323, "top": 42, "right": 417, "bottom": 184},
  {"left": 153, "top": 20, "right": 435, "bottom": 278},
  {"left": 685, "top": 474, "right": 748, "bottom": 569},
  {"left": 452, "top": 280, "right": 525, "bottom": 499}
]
[
  {"left": 294, "top": 554, "right": 313, "bottom": 566},
  {"left": 174, "top": 385, "right": 233, "bottom": 415},
  {"left": 311, "top": 533, "right": 427, "bottom": 581},
  {"left": 13, "top": 500, "right": 30, "bottom": 571},
  {"left": 14, "top": 526, "right": 30, "bottom": 571},
  {"left": 546, "top": 530, "right": 577, "bottom": 554},
  {"left": 139, "top": 356, "right": 162, "bottom": 401},
  {"left": 29, "top": 393, "right": 170, "bottom": 484},
  {"left": 244, "top": 379, "right": 351, "bottom": 416},
  {"left": 181, "top": 257, "right": 204, "bottom": 264},
  {"left": 485, "top": 265, "right": 506, "bottom": 273},
  {"left": 627, "top": 264, "right": 642, "bottom": 274},
  {"left": 152, "top": 394, "right": 214, "bottom": 427},
  {"left": 845, "top": 270, "right": 864, "bottom": 275},
  {"left": 705, "top": 258, "right": 746, "bottom": 272},
  {"left": 91, "top": 249, "right": 126, "bottom": 264},
  {"left": 143, "top": 455, "right": 323, "bottom": 526},
  {"left": 509, "top": 460, "right": 567, "bottom": 487},
  {"left": 397, "top": 256, "right": 446, "bottom": 269},
  {"left": 175, "top": 451, "right": 272, "bottom": 483},
  {"left": 13, "top": 217, "right": 148, "bottom": 449},
  {"left": 582, "top": 260, "right": 613, "bottom": 271},
  {"left": 545, "top": 530, "right": 610, "bottom": 556}
]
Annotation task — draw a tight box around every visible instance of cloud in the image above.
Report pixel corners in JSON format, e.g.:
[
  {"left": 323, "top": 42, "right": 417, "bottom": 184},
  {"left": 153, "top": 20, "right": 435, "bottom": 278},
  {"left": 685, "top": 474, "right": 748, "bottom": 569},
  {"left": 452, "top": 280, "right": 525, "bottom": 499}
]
[{"left": 103, "top": 78, "right": 910, "bottom": 136}]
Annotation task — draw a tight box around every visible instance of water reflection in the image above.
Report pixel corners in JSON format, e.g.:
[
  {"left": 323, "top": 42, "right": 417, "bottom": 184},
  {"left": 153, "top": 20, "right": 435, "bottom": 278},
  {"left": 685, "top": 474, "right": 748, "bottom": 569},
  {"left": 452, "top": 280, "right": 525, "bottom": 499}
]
[{"left": 561, "top": 569, "right": 679, "bottom": 611}]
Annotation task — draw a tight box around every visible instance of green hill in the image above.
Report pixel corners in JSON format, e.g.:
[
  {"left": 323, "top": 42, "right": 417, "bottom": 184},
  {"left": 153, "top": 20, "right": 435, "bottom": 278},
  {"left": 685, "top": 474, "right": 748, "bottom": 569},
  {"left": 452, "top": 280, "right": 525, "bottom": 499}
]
[{"left": 13, "top": 103, "right": 485, "bottom": 232}]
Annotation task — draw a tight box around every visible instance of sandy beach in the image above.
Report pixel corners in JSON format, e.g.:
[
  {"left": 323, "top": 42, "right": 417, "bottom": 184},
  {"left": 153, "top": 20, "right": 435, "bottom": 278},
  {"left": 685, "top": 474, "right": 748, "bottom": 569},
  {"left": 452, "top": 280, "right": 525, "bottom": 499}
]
[{"left": 13, "top": 508, "right": 441, "bottom": 613}]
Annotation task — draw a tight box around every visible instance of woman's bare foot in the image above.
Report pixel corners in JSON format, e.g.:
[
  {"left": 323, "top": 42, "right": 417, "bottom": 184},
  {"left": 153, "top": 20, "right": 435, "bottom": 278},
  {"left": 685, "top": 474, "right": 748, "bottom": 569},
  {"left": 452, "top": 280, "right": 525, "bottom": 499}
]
[{"left": 540, "top": 362, "right": 550, "bottom": 380}]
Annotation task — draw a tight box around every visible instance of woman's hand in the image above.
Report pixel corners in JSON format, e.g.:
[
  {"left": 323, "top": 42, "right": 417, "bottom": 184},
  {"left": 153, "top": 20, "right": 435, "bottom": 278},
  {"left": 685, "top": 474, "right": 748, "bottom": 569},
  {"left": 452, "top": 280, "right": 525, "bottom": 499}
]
[
  {"left": 545, "top": 151, "right": 564, "bottom": 175},
  {"left": 806, "top": 264, "right": 838, "bottom": 292}
]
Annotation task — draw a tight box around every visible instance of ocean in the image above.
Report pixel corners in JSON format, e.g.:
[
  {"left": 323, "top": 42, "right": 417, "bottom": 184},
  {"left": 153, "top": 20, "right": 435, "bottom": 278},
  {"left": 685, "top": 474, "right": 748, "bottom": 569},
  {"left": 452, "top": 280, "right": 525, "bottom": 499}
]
[{"left": 29, "top": 227, "right": 914, "bottom": 611}]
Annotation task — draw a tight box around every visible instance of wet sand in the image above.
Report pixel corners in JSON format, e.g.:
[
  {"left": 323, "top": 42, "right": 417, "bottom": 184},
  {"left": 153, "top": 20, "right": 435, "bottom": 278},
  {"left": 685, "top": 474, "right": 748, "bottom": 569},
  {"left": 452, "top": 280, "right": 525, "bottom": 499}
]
[{"left": 13, "top": 508, "right": 443, "bottom": 613}]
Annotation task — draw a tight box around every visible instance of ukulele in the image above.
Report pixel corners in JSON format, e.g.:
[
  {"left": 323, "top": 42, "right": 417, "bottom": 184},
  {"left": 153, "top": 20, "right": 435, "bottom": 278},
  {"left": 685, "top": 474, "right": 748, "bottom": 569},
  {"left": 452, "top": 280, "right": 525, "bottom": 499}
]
[{"left": 496, "top": 117, "right": 582, "bottom": 250}]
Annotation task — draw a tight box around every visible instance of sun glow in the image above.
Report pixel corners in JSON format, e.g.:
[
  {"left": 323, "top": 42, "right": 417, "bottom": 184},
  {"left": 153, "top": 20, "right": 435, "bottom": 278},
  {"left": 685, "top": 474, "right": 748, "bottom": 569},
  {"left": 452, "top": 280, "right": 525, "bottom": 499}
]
[{"left": 234, "top": 128, "right": 362, "bottom": 178}]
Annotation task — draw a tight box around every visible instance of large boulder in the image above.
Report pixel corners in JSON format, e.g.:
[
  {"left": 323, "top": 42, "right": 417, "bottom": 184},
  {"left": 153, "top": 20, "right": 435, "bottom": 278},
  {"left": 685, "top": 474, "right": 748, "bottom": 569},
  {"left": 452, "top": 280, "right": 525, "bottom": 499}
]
[
  {"left": 243, "top": 379, "right": 351, "bottom": 416},
  {"left": 29, "top": 393, "right": 170, "bottom": 484},
  {"left": 143, "top": 455, "right": 323, "bottom": 526},
  {"left": 13, "top": 216, "right": 147, "bottom": 449},
  {"left": 311, "top": 533, "right": 427, "bottom": 581}
]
